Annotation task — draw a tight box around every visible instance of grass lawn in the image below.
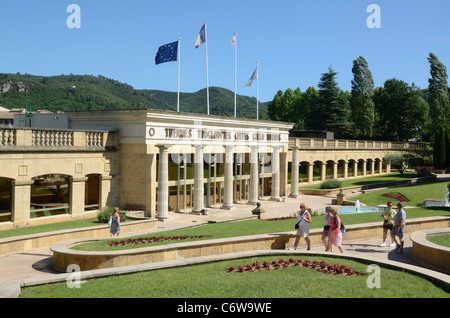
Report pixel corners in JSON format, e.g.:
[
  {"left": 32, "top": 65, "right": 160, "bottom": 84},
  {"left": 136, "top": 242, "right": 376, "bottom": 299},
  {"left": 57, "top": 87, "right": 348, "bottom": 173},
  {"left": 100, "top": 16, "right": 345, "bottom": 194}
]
[
  {"left": 71, "top": 206, "right": 450, "bottom": 251},
  {"left": 299, "top": 172, "right": 420, "bottom": 189},
  {"left": 427, "top": 233, "right": 450, "bottom": 248},
  {"left": 0, "top": 217, "right": 107, "bottom": 240},
  {"left": 19, "top": 254, "right": 450, "bottom": 298},
  {"left": 349, "top": 181, "right": 448, "bottom": 207}
]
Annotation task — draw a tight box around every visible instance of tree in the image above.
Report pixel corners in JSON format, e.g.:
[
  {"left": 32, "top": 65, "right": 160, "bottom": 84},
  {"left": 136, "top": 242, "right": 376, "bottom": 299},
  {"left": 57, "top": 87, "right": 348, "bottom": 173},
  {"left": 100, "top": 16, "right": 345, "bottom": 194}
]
[
  {"left": 317, "top": 66, "right": 351, "bottom": 137},
  {"left": 374, "top": 79, "right": 429, "bottom": 141},
  {"left": 268, "top": 88, "right": 301, "bottom": 124},
  {"left": 350, "top": 56, "right": 375, "bottom": 138},
  {"left": 428, "top": 53, "right": 449, "bottom": 131},
  {"left": 384, "top": 153, "right": 421, "bottom": 175},
  {"left": 268, "top": 90, "right": 283, "bottom": 121},
  {"left": 302, "top": 86, "right": 320, "bottom": 130},
  {"left": 428, "top": 53, "right": 449, "bottom": 168}
]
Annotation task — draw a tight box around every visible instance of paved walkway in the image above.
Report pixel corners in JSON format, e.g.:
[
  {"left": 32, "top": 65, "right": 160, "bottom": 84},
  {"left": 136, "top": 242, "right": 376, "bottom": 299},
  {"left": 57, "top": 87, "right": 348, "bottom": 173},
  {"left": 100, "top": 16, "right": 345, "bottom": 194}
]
[{"left": 0, "top": 191, "right": 449, "bottom": 297}]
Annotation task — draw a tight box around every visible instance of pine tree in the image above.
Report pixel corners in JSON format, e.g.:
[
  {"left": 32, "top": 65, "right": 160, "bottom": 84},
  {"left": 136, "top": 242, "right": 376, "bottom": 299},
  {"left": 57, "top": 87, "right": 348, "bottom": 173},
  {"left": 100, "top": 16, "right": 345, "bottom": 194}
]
[{"left": 317, "top": 66, "right": 351, "bottom": 138}]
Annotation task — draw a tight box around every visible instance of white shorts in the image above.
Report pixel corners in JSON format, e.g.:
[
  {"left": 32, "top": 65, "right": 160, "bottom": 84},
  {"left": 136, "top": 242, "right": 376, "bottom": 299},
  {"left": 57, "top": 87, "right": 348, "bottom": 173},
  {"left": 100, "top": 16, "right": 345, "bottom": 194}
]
[{"left": 296, "top": 224, "right": 310, "bottom": 238}]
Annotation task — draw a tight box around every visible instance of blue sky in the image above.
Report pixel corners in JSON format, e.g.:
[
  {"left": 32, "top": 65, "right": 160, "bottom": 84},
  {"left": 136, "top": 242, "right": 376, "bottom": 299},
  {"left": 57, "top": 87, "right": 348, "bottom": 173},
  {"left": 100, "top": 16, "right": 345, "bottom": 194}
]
[{"left": 0, "top": 0, "right": 449, "bottom": 102}]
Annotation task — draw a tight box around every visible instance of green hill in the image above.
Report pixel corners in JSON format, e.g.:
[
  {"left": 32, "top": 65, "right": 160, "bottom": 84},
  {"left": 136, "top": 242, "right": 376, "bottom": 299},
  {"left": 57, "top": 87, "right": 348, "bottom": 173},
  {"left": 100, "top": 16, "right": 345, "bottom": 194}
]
[{"left": 0, "top": 73, "right": 268, "bottom": 119}]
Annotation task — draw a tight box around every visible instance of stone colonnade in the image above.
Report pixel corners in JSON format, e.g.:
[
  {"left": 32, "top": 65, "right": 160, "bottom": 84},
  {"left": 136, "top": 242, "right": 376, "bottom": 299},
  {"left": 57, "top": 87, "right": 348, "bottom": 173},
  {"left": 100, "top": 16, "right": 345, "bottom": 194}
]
[
  {"left": 289, "top": 146, "right": 390, "bottom": 197},
  {"left": 155, "top": 144, "right": 284, "bottom": 219}
]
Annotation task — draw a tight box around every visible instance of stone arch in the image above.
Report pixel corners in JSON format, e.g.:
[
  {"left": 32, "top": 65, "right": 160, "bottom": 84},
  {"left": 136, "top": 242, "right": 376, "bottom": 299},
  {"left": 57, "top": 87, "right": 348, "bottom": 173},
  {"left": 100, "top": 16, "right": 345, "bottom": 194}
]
[
  {"left": 337, "top": 159, "right": 347, "bottom": 179},
  {"left": 30, "top": 173, "right": 71, "bottom": 218},
  {"left": 0, "top": 177, "right": 13, "bottom": 223},
  {"left": 299, "top": 161, "right": 310, "bottom": 183},
  {"left": 348, "top": 159, "right": 357, "bottom": 177}
]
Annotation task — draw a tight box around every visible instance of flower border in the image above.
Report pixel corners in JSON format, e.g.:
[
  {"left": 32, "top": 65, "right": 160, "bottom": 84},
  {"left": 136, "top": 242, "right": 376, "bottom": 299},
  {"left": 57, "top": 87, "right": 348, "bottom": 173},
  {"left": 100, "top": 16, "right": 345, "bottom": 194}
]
[
  {"left": 108, "top": 235, "right": 206, "bottom": 247},
  {"left": 381, "top": 192, "right": 410, "bottom": 202},
  {"left": 227, "top": 258, "right": 363, "bottom": 276}
]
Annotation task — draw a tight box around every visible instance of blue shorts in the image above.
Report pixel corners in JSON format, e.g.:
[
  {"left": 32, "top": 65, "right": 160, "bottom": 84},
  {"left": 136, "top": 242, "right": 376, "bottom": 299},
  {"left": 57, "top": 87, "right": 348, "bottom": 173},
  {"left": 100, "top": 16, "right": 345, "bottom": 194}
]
[{"left": 393, "top": 225, "right": 405, "bottom": 238}]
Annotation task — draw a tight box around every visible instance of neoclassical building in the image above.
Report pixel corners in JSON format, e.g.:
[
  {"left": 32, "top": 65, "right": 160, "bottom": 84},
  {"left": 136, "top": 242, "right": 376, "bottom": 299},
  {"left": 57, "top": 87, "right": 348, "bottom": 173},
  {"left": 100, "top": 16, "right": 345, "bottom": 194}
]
[
  {"left": 68, "top": 110, "right": 294, "bottom": 219},
  {"left": 0, "top": 109, "right": 415, "bottom": 230}
]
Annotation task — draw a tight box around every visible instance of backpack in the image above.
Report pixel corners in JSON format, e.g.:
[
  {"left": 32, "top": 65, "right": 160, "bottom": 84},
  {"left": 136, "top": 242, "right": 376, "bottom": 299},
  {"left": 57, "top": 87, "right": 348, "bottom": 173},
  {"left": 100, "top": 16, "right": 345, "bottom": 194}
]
[{"left": 335, "top": 216, "right": 346, "bottom": 233}]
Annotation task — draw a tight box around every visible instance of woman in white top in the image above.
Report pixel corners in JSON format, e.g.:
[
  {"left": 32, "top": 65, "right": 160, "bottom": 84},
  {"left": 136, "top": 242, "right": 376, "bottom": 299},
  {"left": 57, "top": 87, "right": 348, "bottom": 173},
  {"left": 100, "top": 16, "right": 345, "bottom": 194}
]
[
  {"left": 322, "top": 206, "right": 332, "bottom": 251},
  {"left": 291, "top": 203, "right": 311, "bottom": 250}
]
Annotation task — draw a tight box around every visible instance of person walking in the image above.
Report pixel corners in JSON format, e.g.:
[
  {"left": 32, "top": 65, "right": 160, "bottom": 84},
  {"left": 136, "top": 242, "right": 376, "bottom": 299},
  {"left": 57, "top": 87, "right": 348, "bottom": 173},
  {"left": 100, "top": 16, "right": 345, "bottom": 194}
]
[
  {"left": 322, "top": 206, "right": 333, "bottom": 251},
  {"left": 291, "top": 203, "right": 311, "bottom": 250},
  {"left": 380, "top": 201, "right": 397, "bottom": 247},
  {"left": 393, "top": 202, "right": 406, "bottom": 254},
  {"left": 327, "top": 207, "right": 344, "bottom": 253},
  {"left": 109, "top": 207, "right": 121, "bottom": 237}
]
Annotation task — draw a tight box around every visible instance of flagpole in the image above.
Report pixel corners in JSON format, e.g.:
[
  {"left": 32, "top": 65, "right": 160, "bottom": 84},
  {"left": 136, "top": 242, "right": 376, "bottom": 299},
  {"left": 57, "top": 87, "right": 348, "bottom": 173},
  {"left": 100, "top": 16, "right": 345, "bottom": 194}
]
[
  {"left": 234, "top": 32, "right": 237, "bottom": 118},
  {"left": 256, "top": 61, "right": 259, "bottom": 120},
  {"left": 177, "top": 37, "right": 181, "bottom": 112},
  {"left": 204, "top": 22, "right": 210, "bottom": 115}
]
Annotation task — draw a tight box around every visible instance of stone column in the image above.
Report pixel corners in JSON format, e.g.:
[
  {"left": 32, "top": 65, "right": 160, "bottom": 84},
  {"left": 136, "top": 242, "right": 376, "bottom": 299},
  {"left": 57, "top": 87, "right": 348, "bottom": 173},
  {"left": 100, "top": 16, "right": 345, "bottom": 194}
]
[
  {"left": 248, "top": 145, "right": 259, "bottom": 205},
  {"left": 70, "top": 177, "right": 88, "bottom": 217},
  {"left": 222, "top": 145, "right": 235, "bottom": 209},
  {"left": 307, "top": 162, "right": 314, "bottom": 183},
  {"left": 362, "top": 159, "right": 367, "bottom": 176},
  {"left": 99, "top": 175, "right": 112, "bottom": 210},
  {"left": 377, "top": 159, "right": 383, "bottom": 174},
  {"left": 11, "top": 180, "right": 33, "bottom": 226},
  {"left": 320, "top": 161, "right": 326, "bottom": 181},
  {"left": 290, "top": 147, "right": 299, "bottom": 197},
  {"left": 145, "top": 152, "right": 157, "bottom": 218},
  {"left": 332, "top": 162, "right": 338, "bottom": 179},
  {"left": 156, "top": 145, "right": 170, "bottom": 220},
  {"left": 192, "top": 145, "right": 205, "bottom": 214},
  {"left": 343, "top": 161, "right": 348, "bottom": 179},
  {"left": 270, "top": 146, "right": 281, "bottom": 201},
  {"left": 353, "top": 161, "right": 358, "bottom": 177}
]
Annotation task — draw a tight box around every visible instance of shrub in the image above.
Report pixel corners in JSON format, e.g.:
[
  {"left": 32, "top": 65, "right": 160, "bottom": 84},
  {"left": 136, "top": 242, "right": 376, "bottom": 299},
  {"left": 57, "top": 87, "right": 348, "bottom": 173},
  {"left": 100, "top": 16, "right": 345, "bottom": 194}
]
[
  {"left": 320, "top": 179, "right": 342, "bottom": 189},
  {"left": 97, "top": 207, "right": 126, "bottom": 223}
]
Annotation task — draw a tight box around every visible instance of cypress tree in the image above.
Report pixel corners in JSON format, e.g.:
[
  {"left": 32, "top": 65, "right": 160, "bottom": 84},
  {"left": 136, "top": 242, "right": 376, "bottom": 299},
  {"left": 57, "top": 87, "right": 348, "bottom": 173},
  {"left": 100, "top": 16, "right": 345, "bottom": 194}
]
[{"left": 350, "top": 56, "right": 375, "bottom": 138}]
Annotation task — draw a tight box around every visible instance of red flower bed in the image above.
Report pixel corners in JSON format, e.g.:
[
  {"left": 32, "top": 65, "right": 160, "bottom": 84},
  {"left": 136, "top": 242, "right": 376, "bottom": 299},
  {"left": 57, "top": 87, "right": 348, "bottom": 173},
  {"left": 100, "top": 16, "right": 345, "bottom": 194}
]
[
  {"left": 108, "top": 235, "right": 205, "bottom": 247},
  {"left": 227, "top": 258, "right": 362, "bottom": 276},
  {"left": 381, "top": 192, "right": 409, "bottom": 202}
]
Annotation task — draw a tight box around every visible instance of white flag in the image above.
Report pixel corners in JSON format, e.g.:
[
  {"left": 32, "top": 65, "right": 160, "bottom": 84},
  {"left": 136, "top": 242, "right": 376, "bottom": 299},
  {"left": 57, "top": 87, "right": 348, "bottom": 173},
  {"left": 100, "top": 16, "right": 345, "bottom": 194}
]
[
  {"left": 230, "top": 32, "right": 236, "bottom": 47},
  {"left": 195, "top": 24, "right": 206, "bottom": 48},
  {"left": 245, "top": 67, "right": 258, "bottom": 87}
]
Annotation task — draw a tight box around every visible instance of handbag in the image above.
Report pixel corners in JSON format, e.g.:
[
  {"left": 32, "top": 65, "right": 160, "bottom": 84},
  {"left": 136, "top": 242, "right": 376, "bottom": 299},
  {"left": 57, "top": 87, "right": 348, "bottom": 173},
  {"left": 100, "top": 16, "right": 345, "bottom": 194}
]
[
  {"left": 108, "top": 215, "right": 112, "bottom": 226},
  {"left": 295, "top": 221, "right": 299, "bottom": 230}
]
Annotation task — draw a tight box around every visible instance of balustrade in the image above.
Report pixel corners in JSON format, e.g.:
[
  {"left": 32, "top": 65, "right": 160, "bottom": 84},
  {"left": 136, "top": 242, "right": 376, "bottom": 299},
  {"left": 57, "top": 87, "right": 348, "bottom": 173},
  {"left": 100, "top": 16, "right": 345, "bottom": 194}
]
[{"left": 0, "top": 128, "right": 107, "bottom": 150}]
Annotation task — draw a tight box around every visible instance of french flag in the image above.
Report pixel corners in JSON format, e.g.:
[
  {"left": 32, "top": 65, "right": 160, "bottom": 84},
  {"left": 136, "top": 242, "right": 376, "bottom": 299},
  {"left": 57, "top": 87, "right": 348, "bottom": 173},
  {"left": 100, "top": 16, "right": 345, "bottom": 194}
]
[{"left": 195, "top": 24, "right": 206, "bottom": 48}]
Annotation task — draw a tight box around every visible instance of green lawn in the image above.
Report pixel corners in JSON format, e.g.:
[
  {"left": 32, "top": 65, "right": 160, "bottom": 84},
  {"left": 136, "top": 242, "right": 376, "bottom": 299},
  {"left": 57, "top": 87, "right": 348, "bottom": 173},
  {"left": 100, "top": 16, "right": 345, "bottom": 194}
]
[
  {"left": 427, "top": 233, "right": 450, "bottom": 248},
  {"left": 299, "top": 172, "right": 420, "bottom": 189},
  {"left": 71, "top": 206, "right": 450, "bottom": 252},
  {"left": 349, "top": 181, "right": 448, "bottom": 207},
  {"left": 19, "top": 254, "right": 450, "bottom": 298}
]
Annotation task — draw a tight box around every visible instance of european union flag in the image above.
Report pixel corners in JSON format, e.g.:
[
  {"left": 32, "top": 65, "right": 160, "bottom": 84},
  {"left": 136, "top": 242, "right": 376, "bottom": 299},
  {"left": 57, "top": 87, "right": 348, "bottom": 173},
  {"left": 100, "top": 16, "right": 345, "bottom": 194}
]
[{"left": 155, "top": 41, "right": 178, "bottom": 65}]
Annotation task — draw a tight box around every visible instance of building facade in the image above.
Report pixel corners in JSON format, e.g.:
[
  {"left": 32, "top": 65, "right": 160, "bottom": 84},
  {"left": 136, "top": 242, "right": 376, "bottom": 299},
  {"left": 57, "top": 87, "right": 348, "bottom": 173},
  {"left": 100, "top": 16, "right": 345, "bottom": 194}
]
[{"left": 0, "top": 109, "right": 416, "bottom": 230}]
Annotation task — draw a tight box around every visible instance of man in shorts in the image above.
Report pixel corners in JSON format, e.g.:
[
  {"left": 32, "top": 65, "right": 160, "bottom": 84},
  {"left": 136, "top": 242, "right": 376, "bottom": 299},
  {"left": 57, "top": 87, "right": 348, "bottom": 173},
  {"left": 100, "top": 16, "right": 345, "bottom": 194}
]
[{"left": 393, "top": 202, "right": 406, "bottom": 254}]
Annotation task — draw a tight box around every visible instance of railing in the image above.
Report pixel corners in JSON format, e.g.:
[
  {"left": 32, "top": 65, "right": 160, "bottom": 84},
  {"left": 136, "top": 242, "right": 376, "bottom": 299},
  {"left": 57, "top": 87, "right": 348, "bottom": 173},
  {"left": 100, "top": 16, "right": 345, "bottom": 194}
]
[
  {"left": 0, "top": 128, "right": 109, "bottom": 150},
  {"left": 289, "top": 137, "right": 422, "bottom": 151},
  {"left": 0, "top": 129, "right": 15, "bottom": 146},
  {"left": 32, "top": 130, "right": 73, "bottom": 147}
]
